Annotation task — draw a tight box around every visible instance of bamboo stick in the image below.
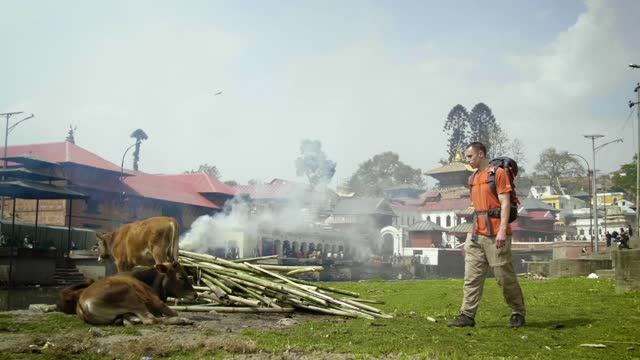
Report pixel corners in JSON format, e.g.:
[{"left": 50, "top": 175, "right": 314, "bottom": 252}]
[
  {"left": 170, "top": 305, "right": 294, "bottom": 313},
  {"left": 180, "top": 250, "right": 253, "bottom": 272},
  {"left": 201, "top": 273, "right": 233, "bottom": 294},
  {"left": 179, "top": 249, "right": 389, "bottom": 319},
  {"left": 339, "top": 297, "right": 385, "bottom": 305},
  {"left": 288, "top": 278, "right": 360, "bottom": 297},
  {"left": 339, "top": 298, "right": 383, "bottom": 314},
  {"left": 206, "top": 267, "right": 329, "bottom": 307},
  {"left": 220, "top": 276, "right": 280, "bottom": 308},
  {"left": 259, "top": 265, "right": 323, "bottom": 272},
  {"left": 245, "top": 263, "right": 360, "bottom": 312},
  {"left": 231, "top": 255, "right": 279, "bottom": 263},
  {"left": 227, "top": 295, "right": 261, "bottom": 307},
  {"left": 285, "top": 268, "right": 321, "bottom": 276}
]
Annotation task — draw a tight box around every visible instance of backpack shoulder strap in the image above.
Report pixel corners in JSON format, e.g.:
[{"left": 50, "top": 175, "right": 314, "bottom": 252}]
[
  {"left": 468, "top": 171, "right": 478, "bottom": 187},
  {"left": 487, "top": 165, "right": 499, "bottom": 198}
]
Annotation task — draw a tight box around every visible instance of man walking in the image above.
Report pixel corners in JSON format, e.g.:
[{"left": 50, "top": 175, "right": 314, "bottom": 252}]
[{"left": 448, "top": 142, "right": 526, "bottom": 328}]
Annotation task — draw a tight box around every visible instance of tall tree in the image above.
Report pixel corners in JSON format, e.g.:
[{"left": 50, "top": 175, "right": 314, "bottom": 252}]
[
  {"left": 534, "top": 148, "right": 584, "bottom": 193},
  {"left": 184, "top": 163, "right": 221, "bottom": 178},
  {"left": 130, "top": 129, "right": 148, "bottom": 171},
  {"left": 468, "top": 103, "right": 497, "bottom": 149},
  {"left": 488, "top": 125, "right": 526, "bottom": 172},
  {"left": 347, "top": 151, "right": 424, "bottom": 197},
  {"left": 612, "top": 154, "right": 637, "bottom": 198},
  {"left": 295, "top": 139, "right": 337, "bottom": 188},
  {"left": 443, "top": 105, "right": 469, "bottom": 162}
]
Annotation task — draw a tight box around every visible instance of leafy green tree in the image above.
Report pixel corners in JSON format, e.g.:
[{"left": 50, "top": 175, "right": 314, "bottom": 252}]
[
  {"left": 443, "top": 105, "right": 469, "bottom": 162},
  {"left": 348, "top": 152, "right": 424, "bottom": 196},
  {"left": 295, "top": 139, "right": 337, "bottom": 187},
  {"left": 184, "top": 163, "right": 221, "bottom": 178},
  {"left": 612, "top": 154, "right": 637, "bottom": 198},
  {"left": 534, "top": 148, "right": 584, "bottom": 194},
  {"left": 130, "top": 129, "right": 148, "bottom": 171},
  {"left": 468, "top": 103, "right": 498, "bottom": 150}
]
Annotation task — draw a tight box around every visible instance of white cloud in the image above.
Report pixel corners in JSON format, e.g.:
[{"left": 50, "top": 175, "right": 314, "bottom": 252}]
[{"left": 3, "top": 0, "right": 640, "bottom": 185}]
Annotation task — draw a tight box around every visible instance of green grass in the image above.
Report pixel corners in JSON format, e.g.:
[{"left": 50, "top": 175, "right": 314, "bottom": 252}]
[
  {"left": 0, "top": 278, "right": 638, "bottom": 359},
  {"left": 244, "top": 278, "right": 640, "bottom": 359},
  {"left": 0, "top": 312, "right": 87, "bottom": 335}
]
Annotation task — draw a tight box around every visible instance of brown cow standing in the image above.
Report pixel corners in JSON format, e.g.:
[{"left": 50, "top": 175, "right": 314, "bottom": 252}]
[
  {"left": 76, "top": 261, "right": 197, "bottom": 325},
  {"left": 96, "top": 216, "right": 180, "bottom": 272}
]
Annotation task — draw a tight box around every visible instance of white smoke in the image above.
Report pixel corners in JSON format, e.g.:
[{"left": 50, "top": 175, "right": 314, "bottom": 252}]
[
  {"left": 180, "top": 197, "right": 252, "bottom": 255},
  {"left": 180, "top": 179, "right": 383, "bottom": 261}
]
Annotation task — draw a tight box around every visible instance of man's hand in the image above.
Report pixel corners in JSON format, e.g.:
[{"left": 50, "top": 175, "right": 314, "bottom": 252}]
[{"left": 496, "top": 228, "right": 507, "bottom": 249}]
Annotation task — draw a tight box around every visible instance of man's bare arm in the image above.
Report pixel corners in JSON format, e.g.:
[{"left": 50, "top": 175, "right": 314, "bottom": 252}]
[{"left": 496, "top": 192, "right": 510, "bottom": 248}]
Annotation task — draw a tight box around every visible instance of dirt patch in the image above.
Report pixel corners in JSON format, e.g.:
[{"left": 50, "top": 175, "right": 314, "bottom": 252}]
[{"left": 0, "top": 309, "right": 332, "bottom": 359}]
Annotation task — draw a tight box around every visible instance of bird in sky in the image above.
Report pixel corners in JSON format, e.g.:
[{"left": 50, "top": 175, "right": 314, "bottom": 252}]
[{"left": 213, "top": 91, "right": 223, "bottom": 96}]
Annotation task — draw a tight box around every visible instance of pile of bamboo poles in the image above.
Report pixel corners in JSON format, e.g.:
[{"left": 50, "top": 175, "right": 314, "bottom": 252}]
[{"left": 172, "top": 249, "right": 390, "bottom": 319}]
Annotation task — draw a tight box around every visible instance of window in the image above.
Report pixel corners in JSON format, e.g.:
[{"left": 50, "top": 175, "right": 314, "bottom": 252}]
[
  {"left": 413, "top": 250, "right": 423, "bottom": 255},
  {"left": 446, "top": 215, "right": 451, "bottom": 227},
  {"left": 436, "top": 216, "right": 441, "bottom": 225},
  {"left": 579, "top": 229, "right": 584, "bottom": 235},
  {"left": 426, "top": 216, "right": 431, "bottom": 222}
]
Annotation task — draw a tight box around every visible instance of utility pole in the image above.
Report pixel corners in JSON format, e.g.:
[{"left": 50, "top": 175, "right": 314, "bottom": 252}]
[
  {"left": 584, "top": 134, "right": 604, "bottom": 252},
  {"left": 0, "top": 112, "right": 23, "bottom": 221},
  {"left": 634, "top": 82, "right": 640, "bottom": 237},
  {"left": 568, "top": 153, "right": 592, "bottom": 244},
  {"left": 0, "top": 112, "right": 34, "bottom": 220},
  {"left": 629, "top": 64, "right": 640, "bottom": 240}
]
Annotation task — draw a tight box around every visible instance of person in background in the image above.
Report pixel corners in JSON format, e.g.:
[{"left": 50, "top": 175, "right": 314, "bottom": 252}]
[{"left": 606, "top": 231, "right": 612, "bottom": 247}]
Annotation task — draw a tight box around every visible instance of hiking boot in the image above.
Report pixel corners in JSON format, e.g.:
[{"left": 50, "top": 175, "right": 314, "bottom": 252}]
[
  {"left": 510, "top": 314, "right": 525, "bottom": 328},
  {"left": 447, "top": 314, "right": 475, "bottom": 327}
]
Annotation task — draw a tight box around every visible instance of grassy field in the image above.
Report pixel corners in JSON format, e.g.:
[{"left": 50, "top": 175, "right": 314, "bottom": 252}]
[
  {"left": 0, "top": 277, "right": 639, "bottom": 359},
  {"left": 247, "top": 277, "right": 640, "bottom": 359}
]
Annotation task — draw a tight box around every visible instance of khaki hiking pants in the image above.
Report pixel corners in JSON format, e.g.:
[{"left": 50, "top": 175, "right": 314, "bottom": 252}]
[{"left": 460, "top": 234, "right": 526, "bottom": 319}]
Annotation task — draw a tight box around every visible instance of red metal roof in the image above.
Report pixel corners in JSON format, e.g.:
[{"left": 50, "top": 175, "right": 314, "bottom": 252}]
[
  {"left": 159, "top": 173, "right": 235, "bottom": 196},
  {"left": 4, "top": 141, "right": 123, "bottom": 173},
  {"left": 4, "top": 142, "right": 228, "bottom": 209},
  {"left": 123, "top": 171, "right": 220, "bottom": 209},
  {"left": 420, "top": 198, "right": 472, "bottom": 211}
]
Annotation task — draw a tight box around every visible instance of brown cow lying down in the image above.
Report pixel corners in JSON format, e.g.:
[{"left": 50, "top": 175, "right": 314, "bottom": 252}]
[
  {"left": 57, "top": 278, "right": 95, "bottom": 314},
  {"left": 96, "top": 216, "right": 180, "bottom": 272},
  {"left": 76, "top": 261, "right": 197, "bottom": 325}
]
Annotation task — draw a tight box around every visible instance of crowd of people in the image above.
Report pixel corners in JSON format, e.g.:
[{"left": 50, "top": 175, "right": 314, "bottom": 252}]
[{"left": 605, "top": 224, "right": 633, "bottom": 250}]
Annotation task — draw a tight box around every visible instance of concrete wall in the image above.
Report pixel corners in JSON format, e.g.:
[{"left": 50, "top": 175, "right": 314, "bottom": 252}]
[
  {"left": 0, "top": 249, "right": 56, "bottom": 286},
  {"left": 74, "top": 258, "right": 116, "bottom": 280},
  {"left": 549, "top": 258, "right": 612, "bottom": 279},
  {"left": 612, "top": 248, "right": 640, "bottom": 293}
]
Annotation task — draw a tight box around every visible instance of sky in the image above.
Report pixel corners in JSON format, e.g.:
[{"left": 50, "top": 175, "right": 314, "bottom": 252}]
[{"left": 1, "top": 0, "right": 639, "bottom": 187}]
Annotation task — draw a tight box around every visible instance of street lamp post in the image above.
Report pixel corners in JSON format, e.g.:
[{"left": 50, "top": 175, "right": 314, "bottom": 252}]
[
  {"left": 0, "top": 112, "right": 35, "bottom": 219},
  {"left": 120, "top": 141, "right": 142, "bottom": 179},
  {"left": 583, "top": 136, "right": 624, "bottom": 252},
  {"left": 629, "top": 63, "right": 640, "bottom": 235},
  {"left": 568, "top": 153, "right": 592, "bottom": 245},
  {"left": 584, "top": 135, "right": 604, "bottom": 252}
]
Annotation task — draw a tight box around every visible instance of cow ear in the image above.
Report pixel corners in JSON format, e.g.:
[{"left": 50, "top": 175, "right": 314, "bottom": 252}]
[{"left": 155, "top": 264, "right": 169, "bottom": 274}]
